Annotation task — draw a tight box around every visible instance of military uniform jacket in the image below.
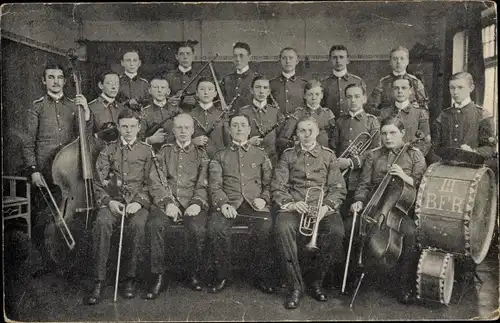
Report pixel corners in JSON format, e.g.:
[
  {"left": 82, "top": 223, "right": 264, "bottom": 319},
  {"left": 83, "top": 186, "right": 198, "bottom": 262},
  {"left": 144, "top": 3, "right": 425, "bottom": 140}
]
[
  {"left": 117, "top": 74, "right": 149, "bottom": 105},
  {"left": 221, "top": 69, "right": 261, "bottom": 112},
  {"left": 279, "top": 106, "right": 336, "bottom": 152},
  {"left": 139, "top": 101, "right": 182, "bottom": 150},
  {"left": 322, "top": 72, "right": 366, "bottom": 118},
  {"left": 354, "top": 146, "right": 427, "bottom": 203},
  {"left": 22, "top": 95, "right": 92, "bottom": 176},
  {"left": 379, "top": 102, "right": 431, "bottom": 156},
  {"left": 149, "top": 143, "right": 209, "bottom": 210},
  {"left": 95, "top": 139, "right": 153, "bottom": 209},
  {"left": 433, "top": 101, "right": 496, "bottom": 157},
  {"left": 271, "top": 143, "right": 347, "bottom": 210},
  {"left": 209, "top": 142, "right": 272, "bottom": 210},
  {"left": 367, "top": 72, "right": 428, "bottom": 113},
  {"left": 89, "top": 95, "right": 127, "bottom": 133},
  {"left": 331, "top": 110, "right": 381, "bottom": 189},
  {"left": 239, "top": 103, "right": 285, "bottom": 161},
  {"left": 189, "top": 102, "right": 231, "bottom": 158},
  {"left": 269, "top": 74, "right": 307, "bottom": 116},
  {"left": 165, "top": 68, "right": 203, "bottom": 112}
]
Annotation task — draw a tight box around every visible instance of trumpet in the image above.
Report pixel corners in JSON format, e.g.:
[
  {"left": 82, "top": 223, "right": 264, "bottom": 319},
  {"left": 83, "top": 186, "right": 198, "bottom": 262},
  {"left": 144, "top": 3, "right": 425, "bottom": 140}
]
[
  {"left": 340, "top": 130, "right": 379, "bottom": 177},
  {"left": 299, "top": 186, "right": 325, "bottom": 251}
]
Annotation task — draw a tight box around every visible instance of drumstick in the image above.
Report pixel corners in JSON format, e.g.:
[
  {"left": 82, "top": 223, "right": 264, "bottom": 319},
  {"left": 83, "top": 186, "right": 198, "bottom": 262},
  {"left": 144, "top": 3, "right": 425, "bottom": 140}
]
[
  {"left": 114, "top": 205, "right": 126, "bottom": 302},
  {"left": 237, "top": 214, "right": 269, "bottom": 221},
  {"left": 342, "top": 210, "right": 358, "bottom": 293}
]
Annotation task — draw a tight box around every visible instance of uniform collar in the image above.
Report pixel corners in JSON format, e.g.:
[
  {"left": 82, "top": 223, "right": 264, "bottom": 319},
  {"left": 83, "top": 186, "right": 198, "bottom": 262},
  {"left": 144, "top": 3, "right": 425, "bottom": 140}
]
[
  {"left": 230, "top": 140, "right": 250, "bottom": 151},
  {"left": 124, "top": 71, "right": 138, "bottom": 80},
  {"left": 175, "top": 140, "right": 193, "bottom": 152},
  {"left": 452, "top": 97, "right": 472, "bottom": 109},
  {"left": 332, "top": 69, "right": 348, "bottom": 79},
  {"left": 153, "top": 99, "right": 167, "bottom": 108},
  {"left": 392, "top": 71, "right": 407, "bottom": 77},
  {"left": 395, "top": 100, "right": 410, "bottom": 111},
  {"left": 47, "top": 92, "right": 64, "bottom": 101},
  {"left": 120, "top": 137, "right": 137, "bottom": 149},
  {"left": 198, "top": 101, "right": 214, "bottom": 111},
  {"left": 100, "top": 93, "right": 115, "bottom": 106},
  {"left": 178, "top": 65, "right": 192, "bottom": 74},
  {"left": 253, "top": 99, "right": 267, "bottom": 112},
  {"left": 305, "top": 104, "right": 322, "bottom": 114},
  {"left": 281, "top": 71, "right": 296, "bottom": 81},
  {"left": 297, "top": 142, "right": 320, "bottom": 157},
  {"left": 348, "top": 109, "right": 364, "bottom": 120},
  {"left": 236, "top": 65, "right": 250, "bottom": 75}
]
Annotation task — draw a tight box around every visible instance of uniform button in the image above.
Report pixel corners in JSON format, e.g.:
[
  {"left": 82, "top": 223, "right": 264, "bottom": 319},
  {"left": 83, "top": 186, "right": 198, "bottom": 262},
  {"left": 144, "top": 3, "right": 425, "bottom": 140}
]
[
  {"left": 242, "top": 183, "right": 245, "bottom": 186},
  {"left": 285, "top": 90, "right": 289, "bottom": 93},
  {"left": 58, "top": 128, "right": 62, "bottom": 131},
  {"left": 124, "top": 172, "right": 127, "bottom": 175},
  {"left": 182, "top": 81, "right": 186, "bottom": 84},
  {"left": 453, "top": 138, "right": 458, "bottom": 141},
  {"left": 349, "top": 140, "right": 352, "bottom": 142},
  {"left": 457, "top": 110, "right": 461, "bottom": 113},
  {"left": 455, "top": 124, "right": 459, "bottom": 128},
  {"left": 57, "top": 114, "right": 60, "bottom": 117},
  {"left": 349, "top": 128, "right": 352, "bottom": 131},
  {"left": 286, "top": 100, "right": 290, "bottom": 103},
  {"left": 236, "top": 86, "right": 239, "bottom": 90}
]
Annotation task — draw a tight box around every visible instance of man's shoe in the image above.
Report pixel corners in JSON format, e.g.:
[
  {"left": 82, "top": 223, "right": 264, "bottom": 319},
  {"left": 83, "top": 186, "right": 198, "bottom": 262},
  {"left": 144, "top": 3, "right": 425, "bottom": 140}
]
[
  {"left": 123, "top": 279, "right": 136, "bottom": 299},
  {"left": 189, "top": 276, "right": 203, "bottom": 291},
  {"left": 209, "top": 278, "right": 228, "bottom": 293},
  {"left": 145, "top": 274, "right": 163, "bottom": 300},
  {"left": 311, "top": 286, "right": 328, "bottom": 302},
  {"left": 285, "top": 290, "right": 302, "bottom": 309},
  {"left": 86, "top": 281, "right": 104, "bottom": 305}
]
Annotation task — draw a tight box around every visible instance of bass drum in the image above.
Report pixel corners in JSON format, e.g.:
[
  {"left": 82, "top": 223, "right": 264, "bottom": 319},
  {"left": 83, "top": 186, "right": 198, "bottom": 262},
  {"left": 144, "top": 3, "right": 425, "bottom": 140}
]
[
  {"left": 415, "top": 163, "right": 497, "bottom": 264},
  {"left": 416, "top": 248, "right": 455, "bottom": 305}
]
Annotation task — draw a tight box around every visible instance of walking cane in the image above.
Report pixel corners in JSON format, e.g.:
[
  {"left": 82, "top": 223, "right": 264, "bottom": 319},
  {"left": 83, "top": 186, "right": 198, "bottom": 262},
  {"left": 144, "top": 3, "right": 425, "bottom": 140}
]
[
  {"left": 114, "top": 204, "right": 127, "bottom": 302},
  {"left": 342, "top": 209, "right": 358, "bottom": 294}
]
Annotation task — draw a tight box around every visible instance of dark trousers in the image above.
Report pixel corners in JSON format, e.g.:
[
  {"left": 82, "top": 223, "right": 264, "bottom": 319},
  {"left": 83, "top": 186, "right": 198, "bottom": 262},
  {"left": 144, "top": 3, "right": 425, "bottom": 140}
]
[
  {"left": 390, "top": 216, "right": 419, "bottom": 292},
  {"left": 275, "top": 210, "right": 345, "bottom": 292},
  {"left": 207, "top": 201, "right": 275, "bottom": 283},
  {"left": 92, "top": 207, "right": 149, "bottom": 281},
  {"left": 148, "top": 206, "right": 208, "bottom": 277}
]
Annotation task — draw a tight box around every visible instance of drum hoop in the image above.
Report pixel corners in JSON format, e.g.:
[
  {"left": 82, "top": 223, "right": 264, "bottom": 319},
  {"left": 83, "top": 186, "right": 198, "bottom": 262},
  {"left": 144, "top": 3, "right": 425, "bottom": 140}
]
[
  {"left": 416, "top": 248, "right": 455, "bottom": 305},
  {"left": 415, "top": 162, "right": 439, "bottom": 246}
]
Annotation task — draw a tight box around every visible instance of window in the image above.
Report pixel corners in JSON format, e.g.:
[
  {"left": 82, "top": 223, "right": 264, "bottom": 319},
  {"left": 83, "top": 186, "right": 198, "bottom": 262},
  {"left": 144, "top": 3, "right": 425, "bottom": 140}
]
[
  {"left": 482, "top": 19, "right": 497, "bottom": 130},
  {"left": 452, "top": 31, "right": 467, "bottom": 74}
]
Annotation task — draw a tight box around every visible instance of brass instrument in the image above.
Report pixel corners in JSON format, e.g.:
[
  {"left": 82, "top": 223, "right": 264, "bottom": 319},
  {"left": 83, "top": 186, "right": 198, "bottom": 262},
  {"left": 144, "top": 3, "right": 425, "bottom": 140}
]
[
  {"left": 340, "top": 130, "right": 379, "bottom": 177},
  {"left": 299, "top": 186, "right": 325, "bottom": 251},
  {"left": 38, "top": 175, "right": 76, "bottom": 250}
]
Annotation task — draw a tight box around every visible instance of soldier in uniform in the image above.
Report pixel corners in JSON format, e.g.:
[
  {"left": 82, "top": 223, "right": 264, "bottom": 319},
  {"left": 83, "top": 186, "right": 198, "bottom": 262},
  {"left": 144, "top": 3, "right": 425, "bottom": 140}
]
[
  {"left": 366, "top": 46, "right": 428, "bottom": 114},
  {"left": 207, "top": 114, "right": 277, "bottom": 294},
  {"left": 85, "top": 109, "right": 154, "bottom": 305},
  {"left": 164, "top": 41, "right": 200, "bottom": 113},
  {"left": 433, "top": 72, "right": 497, "bottom": 165},
  {"left": 272, "top": 116, "right": 347, "bottom": 310},
  {"left": 147, "top": 113, "right": 209, "bottom": 298},
  {"left": 269, "top": 47, "right": 307, "bottom": 116},
  {"left": 189, "top": 77, "right": 231, "bottom": 158},
  {"left": 378, "top": 76, "right": 432, "bottom": 156},
  {"left": 322, "top": 45, "right": 366, "bottom": 118},
  {"left": 139, "top": 75, "right": 182, "bottom": 152},
  {"left": 279, "top": 80, "right": 336, "bottom": 153},
  {"left": 221, "top": 42, "right": 261, "bottom": 112},
  {"left": 351, "top": 116, "right": 427, "bottom": 304},
  {"left": 116, "top": 50, "right": 150, "bottom": 111},
  {"left": 22, "top": 62, "right": 91, "bottom": 276},
  {"left": 239, "top": 75, "right": 286, "bottom": 165}
]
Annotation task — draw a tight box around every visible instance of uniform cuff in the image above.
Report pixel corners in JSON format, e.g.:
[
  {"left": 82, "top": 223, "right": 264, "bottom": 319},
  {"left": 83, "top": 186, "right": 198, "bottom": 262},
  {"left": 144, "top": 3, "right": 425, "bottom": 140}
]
[{"left": 190, "top": 197, "right": 207, "bottom": 210}]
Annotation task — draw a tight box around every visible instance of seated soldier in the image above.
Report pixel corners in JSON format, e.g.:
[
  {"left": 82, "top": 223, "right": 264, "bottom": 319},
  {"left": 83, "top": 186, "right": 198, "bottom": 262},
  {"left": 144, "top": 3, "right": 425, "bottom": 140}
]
[
  {"left": 147, "top": 113, "right": 210, "bottom": 298},
  {"left": 272, "top": 116, "right": 347, "bottom": 310},
  {"left": 207, "top": 114, "right": 277, "bottom": 294}
]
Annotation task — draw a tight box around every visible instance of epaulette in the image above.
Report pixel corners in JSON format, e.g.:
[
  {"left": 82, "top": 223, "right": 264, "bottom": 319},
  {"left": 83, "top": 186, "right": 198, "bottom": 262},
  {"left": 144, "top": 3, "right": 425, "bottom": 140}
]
[
  {"left": 269, "top": 75, "right": 280, "bottom": 81},
  {"left": 33, "top": 97, "right": 44, "bottom": 104},
  {"left": 475, "top": 104, "right": 483, "bottom": 110},
  {"left": 321, "top": 146, "right": 335, "bottom": 154},
  {"left": 88, "top": 98, "right": 98, "bottom": 105},
  {"left": 366, "top": 112, "right": 377, "bottom": 119},
  {"left": 406, "top": 73, "right": 420, "bottom": 81},
  {"left": 239, "top": 104, "right": 252, "bottom": 111},
  {"left": 282, "top": 147, "right": 295, "bottom": 154},
  {"left": 139, "top": 77, "right": 149, "bottom": 83},
  {"left": 142, "top": 104, "right": 151, "bottom": 110},
  {"left": 370, "top": 146, "right": 383, "bottom": 152},
  {"left": 66, "top": 97, "right": 74, "bottom": 102},
  {"left": 411, "top": 101, "right": 420, "bottom": 109},
  {"left": 350, "top": 74, "right": 363, "bottom": 81},
  {"left": 139, "top": 141, "right": 153, "bottom": 148},
  {"left": 443, "top": 105, "right": 453, "bottom": 111},
  {"left": 380, "top": 74, "right": 392, "bottom": 82},
  {"left": 160, "top": 143, "right": 174, "bottom": 149}
]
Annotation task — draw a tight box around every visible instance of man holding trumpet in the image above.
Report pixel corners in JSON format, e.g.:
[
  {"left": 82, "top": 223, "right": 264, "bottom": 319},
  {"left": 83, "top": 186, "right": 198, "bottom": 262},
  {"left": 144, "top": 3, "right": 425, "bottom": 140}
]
[{"left": 272, "top": 116, "right": 347, "bottom": 309}]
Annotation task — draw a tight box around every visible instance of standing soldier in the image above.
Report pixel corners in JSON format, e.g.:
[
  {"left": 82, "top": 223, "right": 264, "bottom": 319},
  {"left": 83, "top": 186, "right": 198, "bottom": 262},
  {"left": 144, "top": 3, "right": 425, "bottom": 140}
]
[
  {"left": 272, "top": 116, "right": 347, "bottom": 310},
  {"left": 367, "top": 45, "right": 428, "bottom": 114},
  {"left": 116, "top": 50, "right": 150, "bottom": 111},
  {"left": 379, "top": 76, "right": 432, "bottom": 156},
  {"left": 85, "top": 109, "right": 153, "bottom": 305},
  {"left": 148, "top": 113, "right": 210, "bottom": 298},
  {"left": 207, "top": 114, "right": 277, "bottom": 294},
  {"left": 322, "top": 45, "right": 366, "bottom": 118},
  {"left": 22, "top": 62, "right": 91, "bottom": 276},
  {"left": 164, "top": 41, "right": 200, "bottom": 112},
  {"left": 269, "top": 47, "right": 307, "bottom": 116},
  {"left": 221, "top": 42, "right": 261, "bottom": 112}
]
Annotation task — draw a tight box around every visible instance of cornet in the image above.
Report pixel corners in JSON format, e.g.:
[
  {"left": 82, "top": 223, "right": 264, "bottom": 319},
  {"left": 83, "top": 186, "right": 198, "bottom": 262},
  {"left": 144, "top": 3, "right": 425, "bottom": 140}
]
[
  {"left": 340, "top": 130, "right": 379, "bottom": 177},
  {"left": 299, "top": 186, "right": 325, "bottom": 251}
]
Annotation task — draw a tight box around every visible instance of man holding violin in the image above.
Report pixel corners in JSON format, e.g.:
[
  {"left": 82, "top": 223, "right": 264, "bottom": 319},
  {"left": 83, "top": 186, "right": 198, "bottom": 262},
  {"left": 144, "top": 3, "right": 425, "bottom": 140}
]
[
  {"left": 351, "top": 116, "right": 427, "bottom": 304},
  {"left": 23, "top": 61, "right": 91, "bottom": 277},
  {"left": 272, "top": 116, "right": 347, "bottom": 310}
]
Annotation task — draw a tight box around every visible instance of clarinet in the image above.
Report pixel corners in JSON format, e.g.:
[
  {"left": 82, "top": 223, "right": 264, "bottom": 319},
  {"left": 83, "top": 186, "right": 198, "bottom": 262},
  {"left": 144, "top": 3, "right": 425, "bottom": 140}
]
[{"left": 151, "top": 150, "right": 182, "bottom": 223}]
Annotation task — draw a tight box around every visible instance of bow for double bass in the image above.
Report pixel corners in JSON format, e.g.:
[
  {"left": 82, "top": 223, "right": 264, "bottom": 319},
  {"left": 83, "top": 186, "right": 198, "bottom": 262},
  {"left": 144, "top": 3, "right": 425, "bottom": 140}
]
[
  {"left": 255, "top": 112, "right": 296, "bottom": 139},
  {"left": 171, "top": 54, "right": 220, "bottom": 100},
  {"left": 145, "top": 110, "right": 182, "bottom": 138}
]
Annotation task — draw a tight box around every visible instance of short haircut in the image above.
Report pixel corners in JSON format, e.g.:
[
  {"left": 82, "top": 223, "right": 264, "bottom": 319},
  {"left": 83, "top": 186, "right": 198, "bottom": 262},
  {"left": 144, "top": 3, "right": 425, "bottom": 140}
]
[
  {"left": 391, "top": 75, "right": 413, "bottom": 87},
  {"left": 229, "top": 113, "right": 250, "bottom": 125},
  {"left": 304, "top": 79, "right": 324, "bottom": 94},
  {"left": 150, "top": 75, "right": 169, "bottom": 84},
  {"left": 380, "top": 116, "right": 405, "bottom": 131},
  {"left": 296, "top": 116, "right": 319, "bottom": 129},
  {"left": 450, "top": 72, "right": 475, "bottom": 87},
  {"left": 99, "top": 70, "right": 119, "bottom": 84},
  {"left": 177, "top": 41, "right": 195, "bottom": 54},
  {"left": 233, "top": 42, "right": 251, "bottom": 55},
  {"left": 251, "top": 75, "right": 269, "bottom": 88},
  {"left": 196, "top": 76, "right": 215, "bottom": 89},
  {"left": 279, "top": 47, "right": 298, "bottom": 58},
  {"left": 390, "top": 46, "right": 410, "bottom": 58},
  {"left": 329, "top": 45, "right": 349, "bottom": 58},
  {"left": 117, "top": 108, "right": 141, "bottom": 122},
  {"left": 121, "top": 49, "right": 140, "bottom": 60},
  {"left": 43, "top": 62, "right": 66, "bottom": 78},
  {"left": 345, "top": 83, "right": 366, "bottom": 96},
  {"left": 173, "top": 113, "right": 194, "bottom": 126}
]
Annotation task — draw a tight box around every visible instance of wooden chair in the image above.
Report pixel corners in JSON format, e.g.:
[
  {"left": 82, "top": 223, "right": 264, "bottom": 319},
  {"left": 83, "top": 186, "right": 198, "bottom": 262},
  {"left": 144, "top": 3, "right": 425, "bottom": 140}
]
[{"left": 3, "top": 176, "right": 31, "bottom": 239}]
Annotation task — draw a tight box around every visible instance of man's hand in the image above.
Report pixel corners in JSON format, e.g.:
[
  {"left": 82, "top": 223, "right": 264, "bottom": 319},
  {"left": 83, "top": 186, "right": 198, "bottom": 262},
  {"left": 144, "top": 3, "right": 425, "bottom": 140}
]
[
  {"left": 337, "top": 157, "right": 351, "bottom": 170},
  {"left": 129, "top": 98, "right": 138, "bottom": 106},
  {"left": 389, "top": 164, "right": 406, "bottom": 179},
  {"left": 252, "top": 198, "right": 266, "bottom": 210},
  {"left": 167, "top": 95, "right": 181, "bottom": 107},
  {"left": 183, "top": 95, "right": 197, "bottom": 106},
  {"left": 75, "top": 94, "right": 90, "bottom": 121},
  {"left": 125, "top": 202, "right": 142, "bottom": 215},
  {"left": 31, "top": 172, "right": 46, "bottom": 188},
  {"left": 192, "top": 135, "right": 209, "bottom": 146},
  {"left": 248, "top": 136, "right": 263, "bottom": 146},
  {"left": 184, "top": 204, "right": 201, "bottom": 217},
  {"left": 221, "top": 203, "right": 238, "bottom": 219},
  {"left": 288, "top": 201, "right": 309, "bottom": 214},
  {"left": 109, "top": 200, "right": 125, "bottom": 215},
  {"left": 166, "top": 203, "right": 182, "bottom": 221},
  {"left": 351, "top": 201, "right": 363, "bottom": 213},
  {"left": 147, "top": 128, "right": 166, "bottom": 144},
  {"left": 461, "top": 144, "right": 474, "bottom": 152}
]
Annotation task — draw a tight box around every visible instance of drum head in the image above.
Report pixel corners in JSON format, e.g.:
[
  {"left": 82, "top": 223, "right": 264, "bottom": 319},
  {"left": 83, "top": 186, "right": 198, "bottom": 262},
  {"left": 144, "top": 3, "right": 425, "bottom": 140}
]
[{"left": 417, "top": 249, "right": 455, "bottom": 305}]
